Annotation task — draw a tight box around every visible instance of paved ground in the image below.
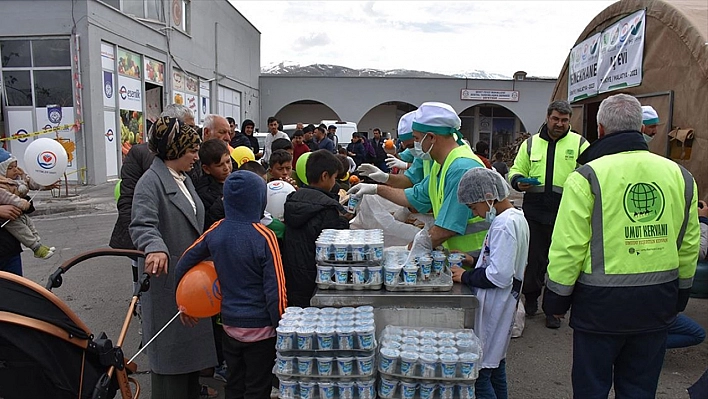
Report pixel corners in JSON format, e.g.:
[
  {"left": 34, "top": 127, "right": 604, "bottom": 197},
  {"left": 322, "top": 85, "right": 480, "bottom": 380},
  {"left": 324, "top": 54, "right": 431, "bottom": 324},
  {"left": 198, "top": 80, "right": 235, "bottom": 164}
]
[{"left": 10, "top": 182, "right": 708, "bottom": 398}]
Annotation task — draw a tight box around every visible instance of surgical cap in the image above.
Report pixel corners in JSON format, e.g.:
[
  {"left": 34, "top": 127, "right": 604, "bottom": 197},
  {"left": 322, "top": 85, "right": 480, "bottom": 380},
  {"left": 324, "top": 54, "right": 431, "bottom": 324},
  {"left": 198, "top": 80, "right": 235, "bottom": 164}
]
[
  {"left": 641, "top": 105, "right": 660, "bottom": 125},
  {"left": 457, "top": 167, "right": 510, "bottom": 204},
  {"left": 412, "top": 102, "right": 464, "bottom": 145},
  {"left": 397, "top": 111, "right": 416, "bottom": 141}
]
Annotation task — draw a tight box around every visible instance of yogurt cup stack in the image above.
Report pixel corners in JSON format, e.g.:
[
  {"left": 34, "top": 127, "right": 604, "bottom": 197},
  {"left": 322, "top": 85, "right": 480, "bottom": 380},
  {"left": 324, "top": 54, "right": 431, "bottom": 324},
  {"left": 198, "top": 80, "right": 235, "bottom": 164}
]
[{"left": 315, "top": 230, "right": 385, "bottom": 291}]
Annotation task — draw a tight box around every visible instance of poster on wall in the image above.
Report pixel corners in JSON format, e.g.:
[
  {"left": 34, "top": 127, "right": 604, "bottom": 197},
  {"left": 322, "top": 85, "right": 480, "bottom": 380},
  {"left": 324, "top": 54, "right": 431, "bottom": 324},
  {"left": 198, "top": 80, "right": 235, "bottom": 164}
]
[
  {"left": 36, "top": 106, "right": 77, "bottom": 177},
  {"left": 199, "top": 80, "right": 211, "bottom": 125},
  {"left": 103, "top": 71, "right": 115, "bottom": 108},
  {"left": 172, "top": 69, "right": 186, "bottom": 107},
  {"left": 6, "top": 110, "right": 35, "bottom": 171},
  {"left": 101, "top": 42, "right": 115, "bottom": 71},
  {"left": 568, "top": 32, "right": 601, "bottom": 103},
  {"left": 118, "top": 74, "right": 144, "bottom": 147},
  {"left": 145, "top": 87, "right": 162, "bottom": 122},
  {"left": 184, "top": 74, "right": 199, "bottom": 118},
  {"left": 144, "top": 58, "right": 165, "bottom": 85},
  {"left": 117, "top": 48, "right": 141, "bottom": 79},
  {"left": 119, "top": 110, "right": 144, "bottom": 150},
  {"left": 104, "top": 110, "right": 118, "bottom": 176},
  {"left": 598, "top": 10, "right": 645, "bottom": 93}
]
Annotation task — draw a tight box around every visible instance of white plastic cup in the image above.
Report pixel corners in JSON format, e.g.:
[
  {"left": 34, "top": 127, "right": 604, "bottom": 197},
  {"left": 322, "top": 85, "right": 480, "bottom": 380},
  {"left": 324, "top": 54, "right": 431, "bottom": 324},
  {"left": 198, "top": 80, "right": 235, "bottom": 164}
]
[
  {"left": 275, "top": 355, "right": 295, "bottom": 374},
  {"left": 378, "top": 377, "right": 398, "bottom": 399},
  {"left": 419, "top": 381, "right": 437, "bottom": 399},
  {"left": 356, "top": 354, "right": 375, "bottom": 375},
  {"left": 438, "top": 383, "right": 455, "bottom": 399},
  {"left": 351, "top": 266, "right": 367, "bottom": 285},
  {"left": 316, "top": 326, "right": 335, "bottom": 350},
  {"left": 356, "top": 305, "right": 374, "bottom": 313},
  {"left": 318, "top": 382, "right": 335, "bottom": 399},
  {"left": 337, "top": 329, "right": 355, "bottom": 350},
  {"left": 316, "top": 357, "right": 334, "bottom": 376},
  {"left": 351, "top": 241, "right": 366, "bottom": 261},
  {"left": 299, "top": 382, "right": 316, "bottom": 399},
  {"left": 402, "top": 336, "right": 419, "bottom": 345},
  {"left": 379, "top": 348, "right": 399, "bottom": 374},
  {"left": 296, "top": 356, "right": 314, "bottom": 375},
  {"left": 337, "top": 356, "right": 354, "bottom": 376},
  {"left": 399, "top": 351, "right": 419, "bottom": 377},
  {"left": 347, "top": 194, "right": 361, "bottom": 214},
  {"left": 275, "top": 326, "right": 295, "bottom": 350},
  {"left": 419, "top": 353, "right": 439, "bottom": 378},
  {"left": 367, "top": 266, "right": 383, "bottom": 284},
  {"left": 448, "top": 253, "right": 464, "bottom": 268},
  {"left": 458, "top": 383, "right": 475, "bottom": 399},
  {"left": 279, "top": 380, "right": 297, "bottom": 399},
  {"left": 316, "top": 265, "right": 333, "bottom": 283},
  {"left": 356, "top": 325, "right": 376, "bottom": 350},
  {"left": 439, "top": 353, "right": 459, "bottom": 379},
  {"left": 459, "top": 352, "right": 479, "bottom": 379},
  {"left": 334, "top": 243, "right": 349, "bottom": 262},
  {"left": 432, "top": 251, "right": 446, "bottom": 274},
  {"left": 356, "top": 380, "right": 376, "bottom": 399},
  {"left": 334, "top": 267, "right": 350, "bottom": 284},
  {"left": 419, "top": 257, "right": 433, "bottom": 280},
  {"left": 402, "top": 265, "right": 419, "bottom": 285},
  {"left": 400, "top": 381, "right": 418, "bottom": 399},
  {"left": 296, "top": 327, "right": 315, "bottom": 350},
  {"left": 384, "top": 265, "right": 402, "bottom": 285}
]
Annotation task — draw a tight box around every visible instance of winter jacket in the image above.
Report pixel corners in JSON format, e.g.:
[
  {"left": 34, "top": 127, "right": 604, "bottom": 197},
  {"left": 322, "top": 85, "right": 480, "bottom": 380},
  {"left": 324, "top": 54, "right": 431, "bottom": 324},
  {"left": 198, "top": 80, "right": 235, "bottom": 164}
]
[
  {"left": 229, "top": 131, "right": 253, "bottom": 150},
  {"left": 195, "top": 174, "right": 224, "bottom": 230},
  {"left": 109, "top": 143, "right": 154, "bottom": 249},
  {"left": 347, "top": 142, "right": 366, "bottom": 166},
  {"left": 241, "top": 119, "right": 259, "bottom": 155},
  {"left": 283, "top": 186, "right": 349, "bottom": 307},
  {"left": 0, "top": 188, "right": 33, "bottom": 262},
  {"left": 175, "top": 171, "right": 287, "bottom": 329},
  {"left": 371, "top": 137, "right": 388, "bottom": 166}
]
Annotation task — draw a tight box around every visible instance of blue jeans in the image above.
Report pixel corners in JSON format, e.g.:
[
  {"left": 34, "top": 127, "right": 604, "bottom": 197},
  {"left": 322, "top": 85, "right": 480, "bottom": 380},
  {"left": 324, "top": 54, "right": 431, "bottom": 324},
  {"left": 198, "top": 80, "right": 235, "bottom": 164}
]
[
  {"left": 667, "top": 314, "right": 706, "bottom": 349},
  {"left": 0, "top": 254, "right": 22, "bottom": 276},
  {"left": 475, "top": 359, "right": 507, "bottom": 399}
]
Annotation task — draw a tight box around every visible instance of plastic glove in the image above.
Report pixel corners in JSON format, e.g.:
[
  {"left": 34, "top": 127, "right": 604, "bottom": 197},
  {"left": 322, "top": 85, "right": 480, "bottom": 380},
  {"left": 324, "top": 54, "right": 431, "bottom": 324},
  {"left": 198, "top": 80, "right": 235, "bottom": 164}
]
[
  {"left": 386, "top": 154, "right": 408, "bottom": 170},
  {"left": 357, "top": 164, "right": 389, "bottom": 183},
  {"left": 347, "top": 183, "right": 378, "bottom": 197}
]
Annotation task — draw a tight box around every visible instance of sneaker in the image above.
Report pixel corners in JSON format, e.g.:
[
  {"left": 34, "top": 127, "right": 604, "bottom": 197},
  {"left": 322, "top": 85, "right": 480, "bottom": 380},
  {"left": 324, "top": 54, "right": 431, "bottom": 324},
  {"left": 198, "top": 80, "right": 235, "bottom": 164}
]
[
  {"left": 525, "top": 297, "right": 538, "bottom": 316},
  {"left": 545, "top": 314, "right": 561, "bottom": 329},
  {"left": 33, "top": 245, "right": 54, "bottom": 259},
  {"left": 213, "top": 363, "right": 227, "bottom": 382}
]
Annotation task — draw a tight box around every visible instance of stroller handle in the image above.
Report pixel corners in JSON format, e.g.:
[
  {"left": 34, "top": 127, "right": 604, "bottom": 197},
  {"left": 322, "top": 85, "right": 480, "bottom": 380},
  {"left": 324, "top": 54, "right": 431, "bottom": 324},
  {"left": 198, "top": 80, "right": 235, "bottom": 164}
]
[{"left": 46, "top": 248, "right": 145, "bottom": 291}]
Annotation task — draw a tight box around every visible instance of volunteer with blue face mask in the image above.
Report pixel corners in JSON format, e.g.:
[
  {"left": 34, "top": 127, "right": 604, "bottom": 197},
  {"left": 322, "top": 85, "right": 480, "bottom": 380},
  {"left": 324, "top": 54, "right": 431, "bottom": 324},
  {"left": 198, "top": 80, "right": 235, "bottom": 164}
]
[{"left": 349, "top": 102, "right": 489, "bottom": 255}]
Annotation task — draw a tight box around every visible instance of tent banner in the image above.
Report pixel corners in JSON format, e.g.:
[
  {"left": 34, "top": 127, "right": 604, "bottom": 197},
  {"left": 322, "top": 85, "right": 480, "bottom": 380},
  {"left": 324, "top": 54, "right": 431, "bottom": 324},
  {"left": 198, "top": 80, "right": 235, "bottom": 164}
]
[
  {"left": 568, "top": 33, "right": 601, "bottom": 102},
  {"left": 598, "top": 10, "right": 645, "bottom": 94}
]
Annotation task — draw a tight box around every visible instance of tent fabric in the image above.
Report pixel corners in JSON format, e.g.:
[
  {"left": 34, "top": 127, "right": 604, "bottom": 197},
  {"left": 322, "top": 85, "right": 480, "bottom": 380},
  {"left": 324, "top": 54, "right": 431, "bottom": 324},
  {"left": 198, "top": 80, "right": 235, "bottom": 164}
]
[{"left": 551, "top": 0, "right": 708, "bottom": 195}]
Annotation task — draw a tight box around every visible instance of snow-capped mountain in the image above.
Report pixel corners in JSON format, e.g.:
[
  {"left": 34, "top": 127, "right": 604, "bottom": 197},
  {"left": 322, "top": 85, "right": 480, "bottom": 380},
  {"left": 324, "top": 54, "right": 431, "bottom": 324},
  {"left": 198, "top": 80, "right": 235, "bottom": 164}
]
[{"left": 261, "top": 62, "right": 511, "bottom": 79}]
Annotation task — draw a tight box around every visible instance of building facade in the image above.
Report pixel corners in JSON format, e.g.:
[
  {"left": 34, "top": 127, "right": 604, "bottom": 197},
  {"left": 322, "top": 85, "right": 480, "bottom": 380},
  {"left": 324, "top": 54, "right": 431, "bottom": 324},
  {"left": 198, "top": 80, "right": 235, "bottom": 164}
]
[
  {"left": 260, "top": 74, "right": 556, "bottom": 150},
  {"left": 0, "top": 0, "right": 260, "bottom": 184}
]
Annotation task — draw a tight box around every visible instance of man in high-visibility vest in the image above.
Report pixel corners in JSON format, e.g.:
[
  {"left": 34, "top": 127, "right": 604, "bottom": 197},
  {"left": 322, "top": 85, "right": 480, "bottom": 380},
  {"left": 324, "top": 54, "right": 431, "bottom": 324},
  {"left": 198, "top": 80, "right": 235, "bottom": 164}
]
[
  {"left": 348, "top": 102, "right": 488, "bottom": 254},
  {"left": 543, "top": 94, "right": 699, "bottom": 398},
  {"left": 508, "top": 100, "right": 589, "bottom": 327}
]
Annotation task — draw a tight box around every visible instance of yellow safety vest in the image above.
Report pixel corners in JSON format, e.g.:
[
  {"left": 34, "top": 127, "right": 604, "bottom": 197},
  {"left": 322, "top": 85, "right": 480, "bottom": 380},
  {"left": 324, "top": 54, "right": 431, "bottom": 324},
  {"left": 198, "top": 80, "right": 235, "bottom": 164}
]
[{"left": 429, "top": 145, "right": 489, "bottom": 253}]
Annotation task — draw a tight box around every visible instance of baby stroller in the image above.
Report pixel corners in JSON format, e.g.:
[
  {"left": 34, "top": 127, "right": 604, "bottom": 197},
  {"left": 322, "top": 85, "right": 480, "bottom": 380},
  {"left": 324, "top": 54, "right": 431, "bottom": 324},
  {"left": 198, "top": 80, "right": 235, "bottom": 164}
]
[{"left": 0, "top": 249, "right": 148, "bottom": 399}]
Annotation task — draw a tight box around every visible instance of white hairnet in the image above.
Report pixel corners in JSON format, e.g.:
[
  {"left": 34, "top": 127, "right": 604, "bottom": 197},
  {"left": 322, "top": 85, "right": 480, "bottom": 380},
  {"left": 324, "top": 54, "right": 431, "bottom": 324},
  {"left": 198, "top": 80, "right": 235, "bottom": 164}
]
[{"left": 457, "top": 167, "right": 510, "bottom": 204}]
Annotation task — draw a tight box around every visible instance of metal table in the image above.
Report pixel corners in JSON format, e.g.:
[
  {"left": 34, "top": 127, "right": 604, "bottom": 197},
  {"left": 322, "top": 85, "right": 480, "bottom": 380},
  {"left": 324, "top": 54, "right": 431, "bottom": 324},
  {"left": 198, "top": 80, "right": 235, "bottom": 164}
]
[{"left": 311, "top": 283, "right": 478, "bottom": 335}]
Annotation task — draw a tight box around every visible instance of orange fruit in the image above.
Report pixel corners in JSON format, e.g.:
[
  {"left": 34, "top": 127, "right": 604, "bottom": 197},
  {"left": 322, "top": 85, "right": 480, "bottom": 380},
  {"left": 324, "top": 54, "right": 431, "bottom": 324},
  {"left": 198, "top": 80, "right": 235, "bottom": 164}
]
[
  {"left": 349, "top": 175, "right": 360, "bottom": 185},
  {"left": 384, "top": 139, "right": 394, "bottom": 149}
]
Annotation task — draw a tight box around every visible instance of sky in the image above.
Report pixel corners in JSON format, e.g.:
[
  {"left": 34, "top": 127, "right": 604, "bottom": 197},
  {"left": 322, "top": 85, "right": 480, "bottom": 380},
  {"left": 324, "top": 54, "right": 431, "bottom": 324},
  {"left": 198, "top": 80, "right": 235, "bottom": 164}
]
[{"left": 230, "top": 1, "right": 616, "bottom": 78}]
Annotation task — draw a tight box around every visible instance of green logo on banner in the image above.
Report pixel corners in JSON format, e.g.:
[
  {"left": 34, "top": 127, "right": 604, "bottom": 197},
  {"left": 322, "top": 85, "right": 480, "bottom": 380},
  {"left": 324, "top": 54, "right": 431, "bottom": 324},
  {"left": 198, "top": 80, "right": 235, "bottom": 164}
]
[{"left": 623, "top": 182, "right": 665, "bottom": 223}]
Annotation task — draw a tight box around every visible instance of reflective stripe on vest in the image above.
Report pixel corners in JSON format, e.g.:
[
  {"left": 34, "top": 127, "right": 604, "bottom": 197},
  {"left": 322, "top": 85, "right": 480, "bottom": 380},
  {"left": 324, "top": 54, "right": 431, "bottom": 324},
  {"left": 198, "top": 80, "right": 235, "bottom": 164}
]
[
  {"left": 429, "top": 145, "right": 488, "bottom": 252},
  {"left": 572, "top": 162, "right": 693, "bottom": 288},
  {"left": 525, "top": 132, "right": 587, "bottom": 190}
]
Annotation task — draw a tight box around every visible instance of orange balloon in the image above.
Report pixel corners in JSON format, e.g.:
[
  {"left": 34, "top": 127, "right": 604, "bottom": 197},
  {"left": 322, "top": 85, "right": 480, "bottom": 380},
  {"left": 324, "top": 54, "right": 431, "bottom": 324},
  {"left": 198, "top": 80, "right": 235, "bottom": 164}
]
[{"left": 176, "top": 261, "right": 221, "bottom": 318}]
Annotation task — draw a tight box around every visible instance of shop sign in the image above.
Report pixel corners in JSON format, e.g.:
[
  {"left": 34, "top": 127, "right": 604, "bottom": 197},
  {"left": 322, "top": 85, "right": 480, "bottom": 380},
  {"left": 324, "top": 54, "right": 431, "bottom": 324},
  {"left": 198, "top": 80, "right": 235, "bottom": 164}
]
[
  {"left": 597, "top": 10, "right": 645, "bottom": 93},
  {"left": 118, "top": 75, "right": 142, "bottom": 111},
  {"left": 461, "top": 89, "right": 519, "bottom": 102},
  {"left": 144, "top": 58, "right": 165, "bottom": 85},
  {"left": 567, "top": 32, "right": 601, "bottom": 103},
  {"left": 117, "top": 48, "right": 141, "bottom": 79}
]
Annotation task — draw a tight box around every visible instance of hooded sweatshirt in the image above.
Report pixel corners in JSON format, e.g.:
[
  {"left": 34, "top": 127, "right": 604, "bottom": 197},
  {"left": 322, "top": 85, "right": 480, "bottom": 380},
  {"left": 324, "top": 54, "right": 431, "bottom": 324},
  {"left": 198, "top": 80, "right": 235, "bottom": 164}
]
[
  {"left": 282, "top": 185, "right": 349, "bottom": 307},
  {"left": 175, "top": 170, "right": 287, "bottom": 329},
  {"left": 241, "top": 119, "right": 259, "bottom": 155}
]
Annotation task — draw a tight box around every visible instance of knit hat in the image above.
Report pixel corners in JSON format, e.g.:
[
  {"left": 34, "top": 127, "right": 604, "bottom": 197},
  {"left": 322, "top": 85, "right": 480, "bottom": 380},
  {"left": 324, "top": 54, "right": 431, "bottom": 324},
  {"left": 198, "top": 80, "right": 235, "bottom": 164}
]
[
  {"left": 412, "top": 102, "right": 464, "bottom": 144},
  {"left": 641, "top": 106, "right": 660, "bottom": 126},
  {"left": 0, "top": 148, "right": 17, "bottom": 177},
  {"left": 148, "top": 116, "right": 201, "bottom": 160},
  {"left": 397, "top": 111, "right": 416, "bottom": 141}
]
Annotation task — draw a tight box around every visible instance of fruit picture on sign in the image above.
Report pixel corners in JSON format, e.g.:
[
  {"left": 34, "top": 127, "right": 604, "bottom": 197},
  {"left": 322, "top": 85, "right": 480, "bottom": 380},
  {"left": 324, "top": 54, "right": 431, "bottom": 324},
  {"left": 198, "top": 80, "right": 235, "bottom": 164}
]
[
  {"left": 118, "top": 49, "right": 141, "bottom": 79},
  {"left": 120, "top": 110, "right": 144, "bottom": 156},
  {"left": 145, "top": 59, "right": 165, "bottom": 85}
]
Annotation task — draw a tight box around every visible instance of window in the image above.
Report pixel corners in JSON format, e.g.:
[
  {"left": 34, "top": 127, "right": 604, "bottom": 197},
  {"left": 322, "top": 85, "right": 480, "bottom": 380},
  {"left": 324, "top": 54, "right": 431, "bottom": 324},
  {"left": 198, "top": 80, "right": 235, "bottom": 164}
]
[
  {"left": 2, "top": 71, "right": 32, "bottom": 106},
  {"left": 34, "top": 70, "right": 73, "bottom": 107},
  {"left": 1, "top": 40, "right": 31, "bottom": 68},
  {"left": 122, "top": 0, "right": 145, "bottom": 18},
  {"left": 32, "top": 39, "right": 71, "bottom": 67},
  {"left": 218, "top": 86, "right": 241, "bottom": 125},
  {"left": 114, "top": 0, "right": 165, "bottom": 22}
]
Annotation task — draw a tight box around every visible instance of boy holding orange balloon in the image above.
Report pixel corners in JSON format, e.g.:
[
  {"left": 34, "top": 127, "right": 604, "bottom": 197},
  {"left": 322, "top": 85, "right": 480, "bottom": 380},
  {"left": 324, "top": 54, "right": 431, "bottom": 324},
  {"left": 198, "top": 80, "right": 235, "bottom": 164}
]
[{"left": 175, "top": 170, "right": 287, "bottom": 399}]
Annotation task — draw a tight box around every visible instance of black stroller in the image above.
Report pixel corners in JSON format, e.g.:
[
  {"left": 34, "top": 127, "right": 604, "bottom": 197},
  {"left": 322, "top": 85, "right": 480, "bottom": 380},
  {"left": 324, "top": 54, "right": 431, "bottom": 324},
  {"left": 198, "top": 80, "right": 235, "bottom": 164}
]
[{"left": 0, "top": 249, "right": 148, "bottom": 399}]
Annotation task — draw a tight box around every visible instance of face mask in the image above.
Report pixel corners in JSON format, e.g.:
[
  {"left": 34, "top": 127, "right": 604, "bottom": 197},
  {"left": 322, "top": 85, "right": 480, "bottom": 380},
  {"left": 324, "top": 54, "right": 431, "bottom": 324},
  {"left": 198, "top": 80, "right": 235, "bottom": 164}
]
[
  {"left": 414, "top": 134, "right": 434, "bottom": 161},
  {"left": 485, "top": 200, "right": 497, "bottom": 223},
  {"left": 643, "top": 134, "right": 653, "bottom": 143}
]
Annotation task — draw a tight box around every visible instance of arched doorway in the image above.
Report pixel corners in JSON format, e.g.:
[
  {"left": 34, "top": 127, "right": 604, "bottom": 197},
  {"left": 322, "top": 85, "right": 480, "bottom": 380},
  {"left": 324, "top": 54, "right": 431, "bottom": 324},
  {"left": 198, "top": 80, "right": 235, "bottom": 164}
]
[
  {"left": 458, "top": 103, "right": 527, "bottom": 156},
  {"left": 358, "top": 101, "right": 417, "bottom": 138},
  {"left": 274, "top": 100, "right": 340, "bottom": 126}
]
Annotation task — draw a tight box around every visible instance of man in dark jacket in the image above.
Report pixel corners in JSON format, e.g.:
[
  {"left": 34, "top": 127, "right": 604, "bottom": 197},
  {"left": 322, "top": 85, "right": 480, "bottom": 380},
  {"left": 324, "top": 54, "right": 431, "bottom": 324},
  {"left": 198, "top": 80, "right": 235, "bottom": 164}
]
[
  {"left": 303, "top": 125, "right": 319, "bottom": 152},
  {"left": 371, "top": 128, "right": 389, "bottom": 172},
  {"left": 346, "top": 133, "right": 366, "bottom": 166},
  {"left": 283, "top": 150, "right": 350, "bottom": 307},
  {"left": 242, "top": 119, "right": 261, "bottom": 159},
  {"left": 227, "top": 116, "right": 252, "bottom": 150}
]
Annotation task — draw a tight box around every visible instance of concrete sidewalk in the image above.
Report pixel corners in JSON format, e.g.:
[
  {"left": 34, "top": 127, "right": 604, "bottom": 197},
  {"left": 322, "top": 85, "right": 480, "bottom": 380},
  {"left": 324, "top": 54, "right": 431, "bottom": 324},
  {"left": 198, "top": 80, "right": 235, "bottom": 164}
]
[{"left": 30, "top": 181, "right": 119, "bottom": 217}]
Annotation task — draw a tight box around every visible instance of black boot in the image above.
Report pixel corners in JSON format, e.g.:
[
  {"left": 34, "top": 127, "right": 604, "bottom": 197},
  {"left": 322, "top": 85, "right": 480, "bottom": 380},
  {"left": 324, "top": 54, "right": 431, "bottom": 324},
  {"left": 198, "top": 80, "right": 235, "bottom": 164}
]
[{"left": 524, "top": 294, "right": 539, "bottom": 316}]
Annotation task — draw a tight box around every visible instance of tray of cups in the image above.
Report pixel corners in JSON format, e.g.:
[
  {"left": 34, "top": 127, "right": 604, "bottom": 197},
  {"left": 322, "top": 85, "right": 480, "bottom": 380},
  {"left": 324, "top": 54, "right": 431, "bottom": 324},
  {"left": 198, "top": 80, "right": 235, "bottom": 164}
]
[
  {"left": 378, "top": 376, "right": 476, "bottom": 399},
  {"left": 316, "top": 264, "right": 383, "bottom": 290},
  {"left": 383, "top": 249, "right": 454, "bottom": 292},
  {"left": 279, "top": 378, "right": 377, "bottom": 399},
  {"left": 275, "top": 354, "right": 376, "bottom": 378},
  {"left": 315, "top": 229, "right": 384, "bottom": 265},
  {"left": 377, "top": 326, "right": 482, "bottom": 381},
  {"left": 276, "top": 307, "right": 377, "bottom": 352}
]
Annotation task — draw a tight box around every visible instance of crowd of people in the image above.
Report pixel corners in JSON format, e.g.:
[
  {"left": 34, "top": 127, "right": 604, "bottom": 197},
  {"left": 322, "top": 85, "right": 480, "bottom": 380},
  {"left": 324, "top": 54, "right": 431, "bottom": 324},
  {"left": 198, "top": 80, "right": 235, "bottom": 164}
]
[{"left": 0, "top": 94, "right": 706, "bottom": 399}]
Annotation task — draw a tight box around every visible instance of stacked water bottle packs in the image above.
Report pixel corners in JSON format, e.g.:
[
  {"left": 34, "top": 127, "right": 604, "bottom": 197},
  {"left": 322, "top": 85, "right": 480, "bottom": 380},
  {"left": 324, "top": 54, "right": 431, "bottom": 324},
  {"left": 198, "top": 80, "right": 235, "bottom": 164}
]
[
  {"left": 383, "top": 248, "right": 455, "bottom": 292},
  {"left": 276, "top": 306, "right": 378, "bottom": 399},
  {"left": 377, "top": 326, "right": 482, "bottom": 399},
  {"left": 315, "top": 229, "right": 384, "bottom": 290}
]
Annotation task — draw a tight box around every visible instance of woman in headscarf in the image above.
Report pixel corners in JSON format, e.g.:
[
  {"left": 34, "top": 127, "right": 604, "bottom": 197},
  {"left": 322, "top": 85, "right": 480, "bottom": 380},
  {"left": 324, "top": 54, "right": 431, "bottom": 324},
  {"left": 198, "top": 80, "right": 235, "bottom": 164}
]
[{"left": 130, "top": 116, "right": 217, "bottom": 399}]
